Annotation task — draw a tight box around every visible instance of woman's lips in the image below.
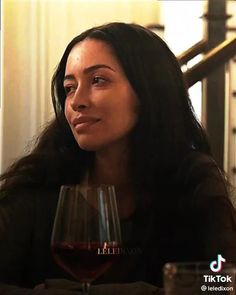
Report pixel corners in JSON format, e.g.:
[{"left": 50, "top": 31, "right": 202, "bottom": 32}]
[{"left": 72, "top": 116, "right": 100, "bottom": 132}]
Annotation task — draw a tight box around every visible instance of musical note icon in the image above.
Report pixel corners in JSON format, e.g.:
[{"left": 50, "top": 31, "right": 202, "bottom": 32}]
[{"left": 210, "top": 254, "right": 226, "bottom": 272}]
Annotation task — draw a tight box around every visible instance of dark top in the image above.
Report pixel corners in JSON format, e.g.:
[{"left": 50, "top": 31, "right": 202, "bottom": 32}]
[{"left": 0, "top": 151, "right": 236, "bottom": 294}]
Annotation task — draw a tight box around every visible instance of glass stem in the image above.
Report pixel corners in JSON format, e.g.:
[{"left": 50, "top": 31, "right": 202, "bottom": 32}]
[{"left": 82, "top": 282, "right": 90, "bottom": 295}]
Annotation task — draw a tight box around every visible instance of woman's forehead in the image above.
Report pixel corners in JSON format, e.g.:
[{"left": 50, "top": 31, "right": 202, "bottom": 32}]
[{"left": 65, "top": 39, "right": 123, "bottom": 75}]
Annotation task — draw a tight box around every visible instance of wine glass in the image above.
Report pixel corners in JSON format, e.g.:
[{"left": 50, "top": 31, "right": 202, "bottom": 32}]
[{"left": 51, "top": 184, "right": 122, "bottom": 295}]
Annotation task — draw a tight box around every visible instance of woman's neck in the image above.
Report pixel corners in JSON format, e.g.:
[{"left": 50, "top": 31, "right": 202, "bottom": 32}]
[
  {"left": 90, "top": 149, "right": 131, "bottom": 187},
  {"left": 88, "top": 145, "right": 136, "bottom": 218}
]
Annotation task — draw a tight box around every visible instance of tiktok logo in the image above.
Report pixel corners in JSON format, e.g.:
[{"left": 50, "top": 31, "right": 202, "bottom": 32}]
[{"left": 210, "top": 254, "right": 226, "bottom": 272}]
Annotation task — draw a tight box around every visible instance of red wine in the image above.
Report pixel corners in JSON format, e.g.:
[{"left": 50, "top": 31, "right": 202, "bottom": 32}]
[{"left": 51, "top": 242, "right": 120, "bottom": 282}]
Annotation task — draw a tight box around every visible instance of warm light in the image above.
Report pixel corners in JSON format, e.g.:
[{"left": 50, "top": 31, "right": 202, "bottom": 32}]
[{"left": 161, "top": 0, "right": 205, "bottom": 121}]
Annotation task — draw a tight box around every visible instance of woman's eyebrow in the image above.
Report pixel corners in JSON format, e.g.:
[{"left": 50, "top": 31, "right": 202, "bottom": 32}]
[
  {"left": 63, "top": 64, "right": 116, "bottom": 82},
  {"left": 84, "top": 64, "right": 116, "bottom": 74}
]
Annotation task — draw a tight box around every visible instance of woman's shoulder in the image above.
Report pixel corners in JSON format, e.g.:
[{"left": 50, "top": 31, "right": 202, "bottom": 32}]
[
  {"left": 174, "top": 151, "right": 236, "bottom": 214},
  {"left": 178, "top": 150, "right": 218, "bottom": 175},
  {"left": 176, "top": 150, "right": 226, "bottom": 193},
  {"left": 0, "top": 187, "right": 60, "bottom": 233},
  {"left": 0, "top": 187, "right": 36, "bottom": 206},
  {"left": 0, "top": 186, "right": 59, "bottom": 213}
]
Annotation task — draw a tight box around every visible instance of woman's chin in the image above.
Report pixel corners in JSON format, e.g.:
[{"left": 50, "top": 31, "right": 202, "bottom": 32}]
[{"left": 77, "top": 141, "right": 102, "bottom": 152}]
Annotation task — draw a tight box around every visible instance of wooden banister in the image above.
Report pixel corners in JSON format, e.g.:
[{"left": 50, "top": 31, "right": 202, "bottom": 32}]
[
  {"left": 177, "top": 39, "right": 208, "bottom": 65},
  {"left": 184, "top": 37, "right": 236, "bottom": 87}
]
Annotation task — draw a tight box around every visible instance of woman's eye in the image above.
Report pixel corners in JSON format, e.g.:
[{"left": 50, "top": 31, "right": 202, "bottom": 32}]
[
  {"left": 64, "top": 86, "right": 75, "bottom": 96},
  {"left": 92, "top": 76, "right": 106, "bottom": 86}
]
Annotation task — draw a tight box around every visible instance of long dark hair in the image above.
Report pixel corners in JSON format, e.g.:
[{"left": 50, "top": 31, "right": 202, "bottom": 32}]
[{"left": 0, "top": 22, "right": 210, "bottom": 194}]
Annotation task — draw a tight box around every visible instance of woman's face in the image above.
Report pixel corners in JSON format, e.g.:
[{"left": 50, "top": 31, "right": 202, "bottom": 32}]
[{"left": 64, "top": 38, "right": 138, "bottom": 152}]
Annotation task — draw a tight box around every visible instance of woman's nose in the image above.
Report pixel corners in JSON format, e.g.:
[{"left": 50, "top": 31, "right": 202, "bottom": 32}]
[{"left": 70, "top": 87, "right": 89, "bottom": 111}]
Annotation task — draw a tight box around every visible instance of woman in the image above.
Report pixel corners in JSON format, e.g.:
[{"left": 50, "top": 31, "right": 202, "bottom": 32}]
[{"left": 0, "top": 22, "right": 236, "bottom": 294}]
